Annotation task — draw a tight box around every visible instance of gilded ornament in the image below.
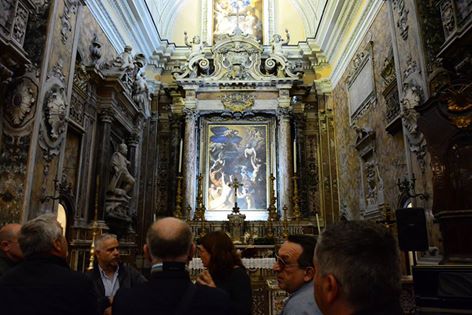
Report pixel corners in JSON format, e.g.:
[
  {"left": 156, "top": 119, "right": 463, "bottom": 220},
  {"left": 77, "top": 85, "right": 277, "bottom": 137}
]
[
  {"left": 451, "top": 116, "right": 471, "bottom": 129},
  {"left": 221, "top": 93, "right": 254, "bottom": 112}
]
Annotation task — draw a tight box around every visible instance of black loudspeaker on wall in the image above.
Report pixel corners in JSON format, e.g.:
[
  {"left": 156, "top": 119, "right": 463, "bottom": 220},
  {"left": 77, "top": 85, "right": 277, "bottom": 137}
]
[{"left": 395, "top": 208, "right": 429, "bottom": 251}]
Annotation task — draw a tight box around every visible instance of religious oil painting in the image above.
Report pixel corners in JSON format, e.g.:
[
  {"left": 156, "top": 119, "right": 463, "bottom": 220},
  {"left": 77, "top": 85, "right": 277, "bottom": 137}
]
[
  {"left": 205, "top": 123, "right": 269, "bottom": 212},
  {"left": 213, "top": 0, "right": 263, "bottom": 42}
]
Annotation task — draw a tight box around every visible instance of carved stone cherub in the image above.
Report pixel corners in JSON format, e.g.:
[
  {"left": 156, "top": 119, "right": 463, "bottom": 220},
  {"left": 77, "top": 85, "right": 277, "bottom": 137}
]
[
  {"left": 271, "top": 29, "right": 290, "bottom": 56},
  {"left": 184, "top": 31, "right": 207, "bottom": 58},
  {"left": 113, "top": 45, "right": 135, "bottom": 71}
]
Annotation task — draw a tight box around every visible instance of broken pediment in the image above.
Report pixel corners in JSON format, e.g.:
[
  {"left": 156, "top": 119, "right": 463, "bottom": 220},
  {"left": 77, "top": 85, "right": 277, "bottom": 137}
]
[{"left": 174, "top": 32, "right": 301, "bottom": 86}]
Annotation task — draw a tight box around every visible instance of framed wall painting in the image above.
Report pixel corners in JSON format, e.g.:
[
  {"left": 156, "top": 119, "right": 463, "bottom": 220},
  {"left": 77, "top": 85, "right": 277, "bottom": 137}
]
[{"left": 202, "top": 119, "right": 273, "bottom": 220}]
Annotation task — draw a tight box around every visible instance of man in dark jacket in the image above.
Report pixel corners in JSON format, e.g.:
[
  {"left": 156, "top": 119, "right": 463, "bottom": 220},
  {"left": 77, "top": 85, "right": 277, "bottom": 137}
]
[
  {"left": 0, "top": 214, "right": 98, "bottom": 315},
  {"left": 86, "top": 233, "right": 146, "bottom": 315},
  {"left": 112, "top": 217, "right": 231, "bottom": 315}
]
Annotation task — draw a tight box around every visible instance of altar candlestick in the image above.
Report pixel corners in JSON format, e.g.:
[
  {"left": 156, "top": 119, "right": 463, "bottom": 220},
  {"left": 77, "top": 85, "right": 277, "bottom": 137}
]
[
  {"left": 178, "top": 139, "right": 183, "bottom": 173},
  {"left": 293, "top": 138, "right": 297, "bottom": 173},
  {"left": 315, "top": 212, "right": 321, "bottom": 234}
]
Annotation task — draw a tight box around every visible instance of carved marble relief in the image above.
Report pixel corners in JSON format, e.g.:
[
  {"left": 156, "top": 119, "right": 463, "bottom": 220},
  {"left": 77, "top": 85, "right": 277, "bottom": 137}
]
[
  {"left": 44, "top": 84, "right": 67, "bottom": 141},
  {"left": 0, "top": 0, "right": 30, "bottom": 47},
  {"left": 440, "top": 0, "right": 457, "bottom": 39},
  {"left": 4, "top": 77, "right": 37, "bottom": 127},
  {"left": 89, "top": 33, "right": 102, "bottom": 66},
  {"left": 401, "top": 82, "right": 427, "bottom": 172},
  {"left": 394, "top": 0, "right": 409, "bottom": 40},
  {"left": 364, "top": 160, "right": 384, "bottom": 209},
  {"left": 346, "top": 43, "right": 377, "bottom": 123},
  {"left": 12, "top": 3, "right": 28, "bottom": 46},
  {"left": 132, "top": 73, "right": 150, "bottom": 111},
  {"left": 403, "top": 55, "right": 419, "bottom": 81},
  {"left": 70, "top": 90, "right": 85, "bottom": 125},
  {"left": 352, "top": 126, "right": 384, "bottom": 219},
  {"left": 0, "top": 134, "right": 30, "bottom": 223},
  {"left": 174, "top": 31, "right": 301, "bottom": 82},
  {"left": 416, "top": 1, "right": 445, "bottom": 77},
  {"left": 60, "top": 0, "right": 79, "bottom": 44},
  {"left": 0, "top": 0, "right": 15, "bottom": 36},
  {"left": 101, "top": 45, "right": 147, "bottom": 98}
]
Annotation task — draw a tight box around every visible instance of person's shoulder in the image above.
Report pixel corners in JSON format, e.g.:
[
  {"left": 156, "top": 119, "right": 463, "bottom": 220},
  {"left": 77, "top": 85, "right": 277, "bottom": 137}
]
[
  {"left": 284, "top": 289, "right": 319, "bottom": 315},
  {"left": 195, "top": 283, "right": 230, "bottom": 300},
  {"left": 230, "top": 266, "right": 250, "bottom": 280},
  {"left": 194, "top": 285, "right": 231, "bottom": 312},
  {"left": 120, "top": 263, "right": 147, "bottom": 283}
]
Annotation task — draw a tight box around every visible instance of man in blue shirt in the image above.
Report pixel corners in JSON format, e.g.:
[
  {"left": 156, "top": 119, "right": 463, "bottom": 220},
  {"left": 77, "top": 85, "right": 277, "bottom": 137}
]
[{"left": 273, "top": 234, "right": 322, "bottom": 315}]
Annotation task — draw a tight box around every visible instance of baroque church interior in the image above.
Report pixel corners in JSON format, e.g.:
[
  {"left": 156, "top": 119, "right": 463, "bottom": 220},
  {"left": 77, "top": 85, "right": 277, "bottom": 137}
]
[{"left": 0, "top": 0, "right": 471, "bottom": 313}]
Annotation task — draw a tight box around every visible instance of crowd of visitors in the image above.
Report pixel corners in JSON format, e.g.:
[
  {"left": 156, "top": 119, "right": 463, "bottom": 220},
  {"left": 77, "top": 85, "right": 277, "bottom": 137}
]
[{"left": 0, "top": 215, "right": 402, "bottom": 315}]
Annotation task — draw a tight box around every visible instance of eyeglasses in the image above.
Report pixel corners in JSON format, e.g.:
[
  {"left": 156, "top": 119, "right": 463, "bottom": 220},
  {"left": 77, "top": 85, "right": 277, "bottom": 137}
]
[{"left": 274, "top": 254, "right": 299, "bottom": 269}]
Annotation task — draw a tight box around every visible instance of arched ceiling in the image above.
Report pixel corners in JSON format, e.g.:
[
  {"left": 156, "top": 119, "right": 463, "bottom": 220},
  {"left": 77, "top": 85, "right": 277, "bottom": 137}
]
[
  {"left": 145, "top": 0, "right": 327, "bottom": 43},
  {"left": 85, "top": 0, "right": 383, "bottom": 88}
]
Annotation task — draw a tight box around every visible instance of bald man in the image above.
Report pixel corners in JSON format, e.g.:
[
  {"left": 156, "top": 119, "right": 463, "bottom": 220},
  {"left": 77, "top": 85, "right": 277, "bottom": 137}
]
[
  {"left": 0, "top": 223, "right": 23, "bottom": 277},
  {"left": 112, "top": 217, "right": 231, "bottom": 315}
]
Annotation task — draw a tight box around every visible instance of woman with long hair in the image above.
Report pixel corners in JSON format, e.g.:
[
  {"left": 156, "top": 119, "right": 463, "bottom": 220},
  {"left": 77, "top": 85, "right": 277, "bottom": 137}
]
[{"left": 197, "top": 231, "right": 252, "bottom": 315}]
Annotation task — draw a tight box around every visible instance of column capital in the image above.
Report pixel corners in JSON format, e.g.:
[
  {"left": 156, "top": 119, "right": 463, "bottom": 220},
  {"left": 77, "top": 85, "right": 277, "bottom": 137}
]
[
  {"left": 98, "top": 108, "right": 114, "bottom": 123},
  {"left": 183, "top": 108, "right": 198, "bottom": 122},
  {"left": 276, "top": 108, "right": 292, "bottom": 121}
]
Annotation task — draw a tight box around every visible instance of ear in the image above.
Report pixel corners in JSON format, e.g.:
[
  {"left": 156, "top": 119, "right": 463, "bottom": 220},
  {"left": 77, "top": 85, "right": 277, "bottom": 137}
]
[
  {"left": 52, "top": 237, "right": 66, "bottom": 257},
  {"left": 143, "top": 244, "right": 151, "bottom": 262},
  {"left": 323, "top": 273, "right": 340, "bottom": 305},
  {"left": 0, "top": 240, "right": 8, "bottom": 251},
  {"left": 188, "top": 243, "right": 196, "bottom": 261},
  {"left": 303, "top": 266, "right": 315, "bottom": 282}
]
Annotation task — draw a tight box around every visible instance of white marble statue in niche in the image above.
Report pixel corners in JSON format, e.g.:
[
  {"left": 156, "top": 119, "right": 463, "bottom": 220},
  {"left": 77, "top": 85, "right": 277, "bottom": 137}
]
[{"left": 108, "top": 143, "right": 135, "bottom": 197}]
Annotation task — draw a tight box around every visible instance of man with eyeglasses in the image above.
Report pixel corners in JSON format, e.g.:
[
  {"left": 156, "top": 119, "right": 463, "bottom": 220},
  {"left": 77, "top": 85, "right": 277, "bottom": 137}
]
[
  {"left": 0, "top": 223, "right": 23, "bottom": 277},
  {"left": 273, "top": 234, "right": 322, "bottom": 315}
]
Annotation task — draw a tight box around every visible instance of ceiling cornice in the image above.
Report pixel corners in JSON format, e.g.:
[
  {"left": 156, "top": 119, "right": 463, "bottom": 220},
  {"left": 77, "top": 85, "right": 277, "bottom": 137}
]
[{"left": 320, "top": 0, "right": 384, "bottom": 88}]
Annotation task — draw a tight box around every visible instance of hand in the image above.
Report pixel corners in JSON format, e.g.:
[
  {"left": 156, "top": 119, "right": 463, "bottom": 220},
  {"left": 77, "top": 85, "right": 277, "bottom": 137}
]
[
  {"left": 196, "top": 270, "right": 216, "bottom": 288},
  {"left": 103, "top": 306, "right": 112, "bottom": 315}
]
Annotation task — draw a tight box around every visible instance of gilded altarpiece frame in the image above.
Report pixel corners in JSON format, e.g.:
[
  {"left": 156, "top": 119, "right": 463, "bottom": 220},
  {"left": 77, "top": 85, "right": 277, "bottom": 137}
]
[{"left": 201, "top": 118, "right": 275, "bottom": 221}]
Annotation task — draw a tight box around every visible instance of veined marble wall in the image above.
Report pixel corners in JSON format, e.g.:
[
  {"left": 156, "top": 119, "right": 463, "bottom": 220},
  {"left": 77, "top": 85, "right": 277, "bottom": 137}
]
[
  {"left": 77, "top": 6, "right": 117, "bottom": 65},
  {"left": 333, "top": 4, "right": 408, "bottom": 220}
]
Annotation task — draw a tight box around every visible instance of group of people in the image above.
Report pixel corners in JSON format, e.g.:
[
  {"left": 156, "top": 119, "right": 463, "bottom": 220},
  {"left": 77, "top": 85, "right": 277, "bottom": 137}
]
[{"left": 0, "top": 214, "right": 402, "bottom": 315}]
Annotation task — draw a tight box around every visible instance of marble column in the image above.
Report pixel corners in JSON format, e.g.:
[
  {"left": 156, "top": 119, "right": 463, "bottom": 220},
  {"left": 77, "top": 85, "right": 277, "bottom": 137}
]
[
  {"left": 183, "top": 108, "right": 198, "bottom": 218},
  {"left": 127, "top": 129, "right": 141, "bottom": 219},
  {"left": 95, "top": 109, "right": 113, "bottom": 222},
  {"left": 169, "top": 116, "right": 182, "bottom": 215},
  {"left": 276, "top": 108, "right": 293, "bottom": 218}
]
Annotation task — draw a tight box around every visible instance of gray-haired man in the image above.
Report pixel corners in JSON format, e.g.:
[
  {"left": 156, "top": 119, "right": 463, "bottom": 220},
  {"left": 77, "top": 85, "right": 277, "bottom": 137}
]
[
  {"left": 0, "top": 214, "right": 98, "bottom": 315},
  {"left": 313, "top": 220, "right": 402, "bottom": 315}
]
